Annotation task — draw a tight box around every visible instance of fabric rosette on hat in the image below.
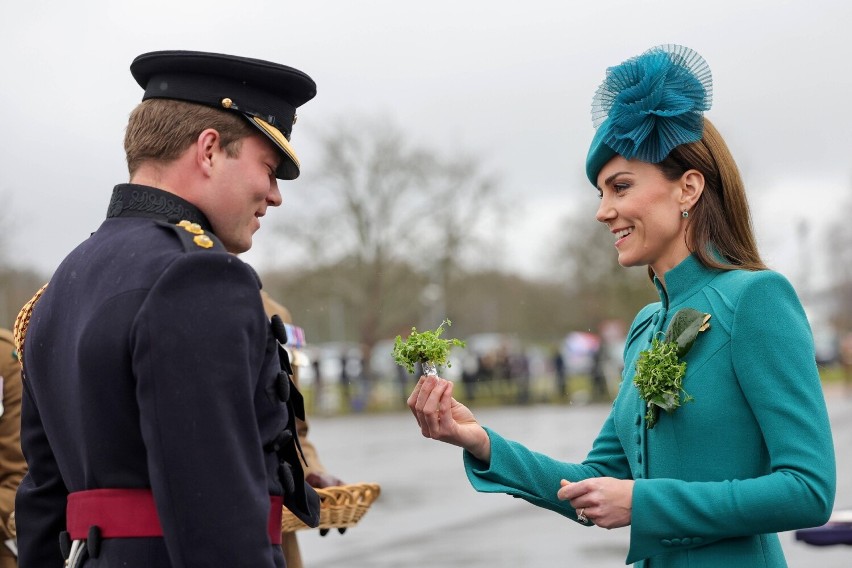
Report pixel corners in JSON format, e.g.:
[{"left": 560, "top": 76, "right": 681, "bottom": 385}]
[{"left": 586, "top": 44, "right": 713, "bottom": 185}]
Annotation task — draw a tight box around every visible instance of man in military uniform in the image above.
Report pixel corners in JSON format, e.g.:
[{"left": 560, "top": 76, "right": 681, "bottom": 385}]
[
  {"left": 0, "top": 328, "right": 25, "bottom": 567},
  {"left": 15, "top": 51, "right": 320, "bottom": 567}
]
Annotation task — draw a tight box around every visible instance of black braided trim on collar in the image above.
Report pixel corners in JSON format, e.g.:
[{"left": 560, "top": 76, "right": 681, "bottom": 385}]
[{"left": 106, "top": 184, "right": 212, "bottom": 231}]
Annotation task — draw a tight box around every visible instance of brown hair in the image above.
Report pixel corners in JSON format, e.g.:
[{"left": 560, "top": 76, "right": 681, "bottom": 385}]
[
  {"left": 124, "top": 99, "right": 255, "bottom": 177},
  {"left": 655, "top": 118, "right": 767, "bottom": 275}
]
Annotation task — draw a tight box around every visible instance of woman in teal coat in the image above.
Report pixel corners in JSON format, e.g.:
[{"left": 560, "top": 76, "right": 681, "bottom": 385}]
[{"left": 408, "top": 44, "right": 835, "bottom": 567}]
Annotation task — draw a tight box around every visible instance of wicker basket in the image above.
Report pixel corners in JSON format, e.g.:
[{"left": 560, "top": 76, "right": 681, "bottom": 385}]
[{"left": 281, "top": 482, "right": 381, "bottom": 532}]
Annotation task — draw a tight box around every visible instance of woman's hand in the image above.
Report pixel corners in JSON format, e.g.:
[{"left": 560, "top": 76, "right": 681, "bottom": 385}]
[
  {"left": 558, "top": 477, "right": 634, "bottom": 529},
  {"left": 407, "top": 375, "right": 491, "bottom": 462}
]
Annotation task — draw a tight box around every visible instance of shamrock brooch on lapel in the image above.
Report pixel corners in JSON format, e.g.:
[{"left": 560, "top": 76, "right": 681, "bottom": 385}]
[{"left": 634, "top": 308, "right": 711, "bottom": 429}]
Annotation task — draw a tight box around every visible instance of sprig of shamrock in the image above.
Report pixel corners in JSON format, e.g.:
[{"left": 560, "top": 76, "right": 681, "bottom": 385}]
[
  {"left": 634, "top": 308, "right": 710, "bottom": 429},
  {"left": 392, "top": 319, "right": 466, "bottom": 374}
]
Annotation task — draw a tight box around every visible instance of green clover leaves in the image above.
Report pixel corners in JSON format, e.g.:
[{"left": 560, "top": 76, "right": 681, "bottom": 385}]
[
  {"left": 392, "top": 319, "right": 466, "bottom": 375},
  {"left": 634, "top": 308, "right": 710, "bottom": 429}
]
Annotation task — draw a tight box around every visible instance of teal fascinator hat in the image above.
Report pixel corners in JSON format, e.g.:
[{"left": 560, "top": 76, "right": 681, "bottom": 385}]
[{"left": 585, "top": 44, "right": 713, "bottom": 185}]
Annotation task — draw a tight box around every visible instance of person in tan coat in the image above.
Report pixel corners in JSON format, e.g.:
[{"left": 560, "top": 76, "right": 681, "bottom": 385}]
[
  {"left": 0, "top": 329, "right": 26, "bottom": 568},
  {"left": 261, "top": 292, "right": 344, "bottom": 568}
]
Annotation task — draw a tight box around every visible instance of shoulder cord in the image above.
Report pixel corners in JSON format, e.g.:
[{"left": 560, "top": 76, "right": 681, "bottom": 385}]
[{"left": 13, "top": 282, "right": 48, "bottom": 377}]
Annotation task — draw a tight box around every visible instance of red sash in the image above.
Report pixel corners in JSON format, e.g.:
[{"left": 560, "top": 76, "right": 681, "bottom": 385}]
[{"left": 67, "top": 488, "right": 283, "bottom": 545}]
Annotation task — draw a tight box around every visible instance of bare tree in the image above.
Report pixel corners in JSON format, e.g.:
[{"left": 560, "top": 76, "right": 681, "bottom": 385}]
[
  {"left": 551, "top": 196, "right": 656, "bottom": 330},
  {"left": 0, "top": 189, "right": 13, "bottom": 324},
  {"left": 0, "top": 189, "right": 49, "bottom": 328},
  {"left": 826, "top": 179, "right": 852, "bottom": 332},
  {"left": 0, "top": 188, "right": 12, "bottom": 265},
  {"left": 267, "top": 115, "right": 505, "bottom": 373}
]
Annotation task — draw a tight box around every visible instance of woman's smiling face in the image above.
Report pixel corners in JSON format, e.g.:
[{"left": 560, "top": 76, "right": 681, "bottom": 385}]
[{"left": 595, "top": 156, "right": 692, "bottom": 279}]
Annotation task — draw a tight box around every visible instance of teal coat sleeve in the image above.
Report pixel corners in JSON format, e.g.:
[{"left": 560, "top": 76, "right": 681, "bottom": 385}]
[{"left": 463, "top": 414, "right": 631, "bottom": 525}]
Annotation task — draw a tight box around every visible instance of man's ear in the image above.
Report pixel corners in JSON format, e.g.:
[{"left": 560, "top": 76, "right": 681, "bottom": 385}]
[
  {"left": 679, "top": 169, "right": 705, "bottom": 210},
  {"left": 196, "top": 128, "right": 221, "bottom": 177}
]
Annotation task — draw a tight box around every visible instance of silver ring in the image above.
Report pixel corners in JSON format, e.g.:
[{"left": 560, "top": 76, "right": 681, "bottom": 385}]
[{"left": 577, "top": 508, "right": 588, "bottom": 523}]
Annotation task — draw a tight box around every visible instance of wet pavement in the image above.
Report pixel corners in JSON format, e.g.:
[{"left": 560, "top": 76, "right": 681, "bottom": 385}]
[{"left": 296, "top": 387, "right": 852, "bottom": 567}]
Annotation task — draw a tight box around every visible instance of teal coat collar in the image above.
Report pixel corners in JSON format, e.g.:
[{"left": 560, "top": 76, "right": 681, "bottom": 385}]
[{"left": 653, "top": 254, "right": 721, "bottom": 311}]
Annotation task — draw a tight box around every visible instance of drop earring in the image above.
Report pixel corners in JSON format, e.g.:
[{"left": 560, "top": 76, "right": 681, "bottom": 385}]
[{"left": 681, "top": 210, "right": 689, "bottom": 218}]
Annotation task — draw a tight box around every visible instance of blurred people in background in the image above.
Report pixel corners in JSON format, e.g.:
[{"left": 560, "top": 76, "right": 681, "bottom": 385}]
[
  {"left": 551, "top": 346, "right": 567, "bottom": 401},
  {"left": 588, "top": 343, "right": 610, "bottom": 403}
]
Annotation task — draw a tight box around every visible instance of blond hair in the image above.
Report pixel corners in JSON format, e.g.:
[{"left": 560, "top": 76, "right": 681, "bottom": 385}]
[{"left": 124, "top": 99, "right": 255, "bottom": 177}]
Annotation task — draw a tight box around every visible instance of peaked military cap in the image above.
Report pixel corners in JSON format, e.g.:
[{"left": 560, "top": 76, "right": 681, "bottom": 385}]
[{"left": 130, "top": 50, "right": 316, "bottom": 180}]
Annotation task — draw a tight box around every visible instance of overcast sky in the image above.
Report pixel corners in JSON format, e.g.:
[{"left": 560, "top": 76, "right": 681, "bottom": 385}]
[{"left": 1, "top": 1, "right": 850, "bottom": 299}]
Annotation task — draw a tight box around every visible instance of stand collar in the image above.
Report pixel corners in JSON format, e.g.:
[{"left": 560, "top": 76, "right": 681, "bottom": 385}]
[
  {"left": 653, "top": 253, "right": 721, "bottom": 309},
  {"left": 105, "top": 184, "right": 213, "bottom": 232}
]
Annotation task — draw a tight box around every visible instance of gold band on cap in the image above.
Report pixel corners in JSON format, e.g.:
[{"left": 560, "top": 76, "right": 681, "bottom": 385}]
[{"left": 250, "top": 116, "right": 300, "bottom": 170}]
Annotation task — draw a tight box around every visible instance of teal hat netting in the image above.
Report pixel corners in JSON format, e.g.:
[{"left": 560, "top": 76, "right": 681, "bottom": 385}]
[{"left": 586, "top": 44, "right": 713, "bottom": 185}]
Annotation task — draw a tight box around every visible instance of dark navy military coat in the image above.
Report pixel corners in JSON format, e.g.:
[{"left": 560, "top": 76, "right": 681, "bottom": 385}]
[{"left": 16, "top": 184, "right": 318, "bottom": 567}]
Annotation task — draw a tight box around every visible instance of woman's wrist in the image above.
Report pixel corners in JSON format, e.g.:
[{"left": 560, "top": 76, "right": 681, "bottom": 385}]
[{"left": 465, "top": 426, "right": 491, "bottom": 463}]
